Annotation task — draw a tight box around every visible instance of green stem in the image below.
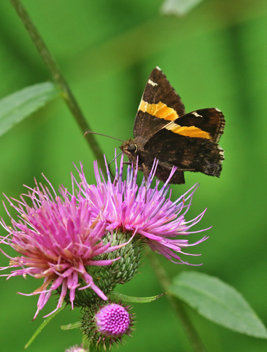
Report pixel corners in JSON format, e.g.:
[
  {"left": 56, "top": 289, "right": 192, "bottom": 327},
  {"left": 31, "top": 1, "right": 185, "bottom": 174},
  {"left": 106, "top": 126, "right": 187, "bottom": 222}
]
[
  {"left": 9, "top": 0, "right": 106, "bottom": 173},
  {"left": 146, "top": 249, "right": 208, "bottom": 352}
]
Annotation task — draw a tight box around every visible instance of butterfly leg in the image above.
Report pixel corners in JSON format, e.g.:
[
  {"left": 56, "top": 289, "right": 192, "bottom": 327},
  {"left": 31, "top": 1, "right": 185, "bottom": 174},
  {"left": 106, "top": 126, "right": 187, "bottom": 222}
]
[
  {"left": 141, "top": 163, "right": 150, "bottom": 202},
  {"left": 142, "top": 163, "right": 150, "bottom": 184},
  {"left": 107, "top": 161, "right": 115, "bottom": 181}
]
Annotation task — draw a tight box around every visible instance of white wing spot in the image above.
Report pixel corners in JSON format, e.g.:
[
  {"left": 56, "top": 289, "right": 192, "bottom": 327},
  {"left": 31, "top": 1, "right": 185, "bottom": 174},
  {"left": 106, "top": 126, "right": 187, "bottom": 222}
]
[
  {"left": 192, "top": 111, "right": 202, "bottom": 117},
  {"left": 148, "top": 79, "right": 158, "bottom": 87},
  {"left": 156, "top": 66, "right": 161, "bottom": 71},
  {"left": 215, "top": 108, "right": 221, "bottom": 112}
]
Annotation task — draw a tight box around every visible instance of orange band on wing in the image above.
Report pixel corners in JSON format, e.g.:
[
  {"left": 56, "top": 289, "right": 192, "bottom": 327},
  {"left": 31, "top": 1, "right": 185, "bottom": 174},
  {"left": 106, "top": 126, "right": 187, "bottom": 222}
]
[
  {"left": 139, "top": 100, "right": 212, "bottom": 139},
  {"left": 165, "top": 124, "right": 212, "bottom": 139},
  {"left": 139, "top": 100, "right": 178, "bottom": 121}
]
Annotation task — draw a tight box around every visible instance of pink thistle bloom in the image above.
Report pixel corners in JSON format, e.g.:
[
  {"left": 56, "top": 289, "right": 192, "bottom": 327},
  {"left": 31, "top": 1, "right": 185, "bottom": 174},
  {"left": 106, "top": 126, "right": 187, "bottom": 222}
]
[
  {"left": 95, "top": 303, "right": 131, "bottom": 338},
  {"left": 0, "top": 177, "right": 125, "bottom": 319},
  {"left": 75, "top": 155, "right": 209, "bottom": 265},
  {"left": 81, "top": 300, "right": 134, "bottom": 349}
]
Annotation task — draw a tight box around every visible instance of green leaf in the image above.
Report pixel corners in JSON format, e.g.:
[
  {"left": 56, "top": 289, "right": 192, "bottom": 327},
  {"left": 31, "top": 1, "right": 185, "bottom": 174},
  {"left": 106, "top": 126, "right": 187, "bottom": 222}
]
[
  {"left": 160, "top": 0, "right": 204, "bottom": 16},
  {"left": 109, "top": 291, "right": 165, "bottom": 303},
  {"left": 168, "top": 271, "right": 267, "bottom": 338},
  {"left": 0, "top": 82, "right": 58, "bottom": 137},
  {"left": 24, "top": 303, "right": 66, "bottom": 349}
]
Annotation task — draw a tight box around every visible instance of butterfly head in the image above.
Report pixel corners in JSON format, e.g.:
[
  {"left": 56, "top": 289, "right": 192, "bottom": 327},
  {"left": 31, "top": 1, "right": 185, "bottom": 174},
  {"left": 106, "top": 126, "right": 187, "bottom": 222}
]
[{"left": 120, "top": 139, "right": 138, "bottom": 160}]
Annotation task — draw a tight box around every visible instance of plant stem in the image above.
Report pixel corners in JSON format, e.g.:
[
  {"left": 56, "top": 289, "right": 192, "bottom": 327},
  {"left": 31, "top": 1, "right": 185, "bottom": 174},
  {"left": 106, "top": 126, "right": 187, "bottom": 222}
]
[
  {"left": 146, "top": 249, "right": 208, "bottom": 352},
  {"left": 9, "top": 0, "right": 106, "bottom": 173}
]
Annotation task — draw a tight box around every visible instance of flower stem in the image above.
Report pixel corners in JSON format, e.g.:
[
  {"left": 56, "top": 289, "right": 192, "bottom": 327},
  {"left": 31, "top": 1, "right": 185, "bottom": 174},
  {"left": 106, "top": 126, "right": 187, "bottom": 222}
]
[
  {"left": 9, "top": 0, "right": 106, "bottom": 173},
  {"left": 146, "top": 249, "right": 208, "bottom": 352}
]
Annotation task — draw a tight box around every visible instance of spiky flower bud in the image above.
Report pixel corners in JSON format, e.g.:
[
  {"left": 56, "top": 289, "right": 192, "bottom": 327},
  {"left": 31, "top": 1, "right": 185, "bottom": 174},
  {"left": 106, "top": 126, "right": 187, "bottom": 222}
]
[{"left": 81, "top": 300, "right": 134, "bottom": 349}]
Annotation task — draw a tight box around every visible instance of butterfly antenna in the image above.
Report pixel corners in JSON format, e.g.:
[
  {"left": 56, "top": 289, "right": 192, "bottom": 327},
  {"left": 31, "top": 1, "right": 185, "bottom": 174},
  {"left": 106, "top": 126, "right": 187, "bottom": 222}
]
[
  {"left": 84, "top": 131, "right": 124, "bottom": 142},
  {"left": 84, "top": 132, "right": 124, "bottom": 181}
]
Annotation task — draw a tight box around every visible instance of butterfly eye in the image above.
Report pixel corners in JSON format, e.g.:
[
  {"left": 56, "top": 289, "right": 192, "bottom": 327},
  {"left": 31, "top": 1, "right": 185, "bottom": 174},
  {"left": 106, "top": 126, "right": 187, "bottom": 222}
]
[{"left": 127, "top": 144, "right": 136, "bottom": 153}]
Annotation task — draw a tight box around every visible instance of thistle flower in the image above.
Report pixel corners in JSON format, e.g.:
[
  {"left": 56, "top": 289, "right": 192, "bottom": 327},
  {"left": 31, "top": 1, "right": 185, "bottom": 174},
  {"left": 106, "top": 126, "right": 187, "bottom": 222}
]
[
  {"left": 81, "top": 300, "right": 134, "bottom": 349},
  {"left": 0, "top": 177, "right": 126, "bottom": 319},
  {"left": 95, "top": 303, "right": 131, "bottom": 337},
  {"left": 75, "top": 155, "right": 209, "bottom": 264}
]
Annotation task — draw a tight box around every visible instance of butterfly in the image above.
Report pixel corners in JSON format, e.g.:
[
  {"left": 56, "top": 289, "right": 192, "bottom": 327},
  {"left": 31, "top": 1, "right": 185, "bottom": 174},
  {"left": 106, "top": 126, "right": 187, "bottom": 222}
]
[{"left": 120, "top": 67, "right": 225, "bottom": 184}]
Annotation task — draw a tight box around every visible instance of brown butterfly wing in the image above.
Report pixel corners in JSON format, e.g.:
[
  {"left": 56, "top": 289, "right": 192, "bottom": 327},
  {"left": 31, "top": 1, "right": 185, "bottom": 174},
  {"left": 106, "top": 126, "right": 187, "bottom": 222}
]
[{"left": 133, "top": 67, "right": 185, "bottom": 142}]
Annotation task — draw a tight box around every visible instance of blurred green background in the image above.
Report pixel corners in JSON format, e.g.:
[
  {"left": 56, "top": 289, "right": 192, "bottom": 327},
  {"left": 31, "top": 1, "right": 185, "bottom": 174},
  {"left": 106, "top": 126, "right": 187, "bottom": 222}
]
[{"left": 1, "top": 0, "right": 267, "bottom": 351}]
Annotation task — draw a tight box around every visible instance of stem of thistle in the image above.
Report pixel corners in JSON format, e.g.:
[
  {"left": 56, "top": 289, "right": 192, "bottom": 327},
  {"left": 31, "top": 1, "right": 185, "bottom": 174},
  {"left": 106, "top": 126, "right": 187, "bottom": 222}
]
[
  {"left": 9, "top": 0, "right": 106, "bottom": 174},
  {"left": 146, "top": 249, "right": 208, "bottom": 352}
]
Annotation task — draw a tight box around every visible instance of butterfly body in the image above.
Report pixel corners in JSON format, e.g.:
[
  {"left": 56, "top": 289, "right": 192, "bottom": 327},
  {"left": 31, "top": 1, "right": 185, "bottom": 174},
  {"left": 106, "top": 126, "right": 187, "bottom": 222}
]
[{"left": 120, "top": 67, "right": 225, "bottom": 184}]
